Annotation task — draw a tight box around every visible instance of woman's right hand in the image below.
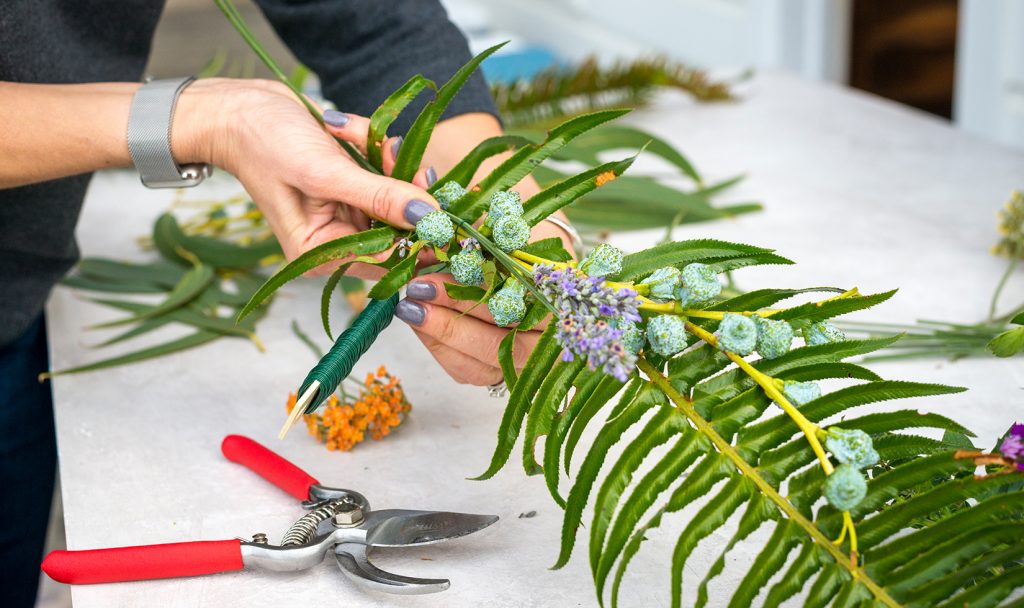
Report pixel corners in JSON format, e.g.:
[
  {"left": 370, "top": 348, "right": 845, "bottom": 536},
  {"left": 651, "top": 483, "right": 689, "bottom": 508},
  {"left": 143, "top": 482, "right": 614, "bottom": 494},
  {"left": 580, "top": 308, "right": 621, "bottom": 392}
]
[{"left": 174, "top": 78, "right": 438, "bottom": 277}]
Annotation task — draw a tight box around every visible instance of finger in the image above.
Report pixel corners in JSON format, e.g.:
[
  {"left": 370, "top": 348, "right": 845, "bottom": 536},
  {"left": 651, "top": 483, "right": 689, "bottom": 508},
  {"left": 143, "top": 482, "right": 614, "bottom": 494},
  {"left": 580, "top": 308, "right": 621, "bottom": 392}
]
[
  {"left": 381, "top": 135, "right": 402, "bottom": 176},
  {"left": 405, "top": 273, "right": 501, "bottom": 324},
  {"left": 412, "top": 330, "right": 504, "bottom": 386},
  {"left": 414, "top": 165, "right": 437, "bottom": 190},
  {"left": 322, "top": 111, "right": 370, "bottom": 156},
  {"left": 305, "top": 162, "right": 440, "bottom": 231},
  {"left": 393, "top": 298, "right": 541, "bottom": 368}
]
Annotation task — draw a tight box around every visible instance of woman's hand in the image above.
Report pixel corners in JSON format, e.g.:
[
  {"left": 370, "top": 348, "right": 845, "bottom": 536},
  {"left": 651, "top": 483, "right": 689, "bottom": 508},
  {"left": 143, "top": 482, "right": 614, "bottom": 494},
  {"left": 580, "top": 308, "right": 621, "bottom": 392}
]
[
  {"left": 175, "top": 78, "right": 438, "bottom": 276},
  {"left": 185, "top": 79, "right": 578, "bottom": 386}
]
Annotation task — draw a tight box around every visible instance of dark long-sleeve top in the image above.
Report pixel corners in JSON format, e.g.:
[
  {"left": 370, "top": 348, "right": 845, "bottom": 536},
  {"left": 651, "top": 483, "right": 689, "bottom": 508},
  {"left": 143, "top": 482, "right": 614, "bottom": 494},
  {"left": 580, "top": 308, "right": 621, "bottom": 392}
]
[{"left": 0, "top": 0, "right": 496, "bottom": 347}]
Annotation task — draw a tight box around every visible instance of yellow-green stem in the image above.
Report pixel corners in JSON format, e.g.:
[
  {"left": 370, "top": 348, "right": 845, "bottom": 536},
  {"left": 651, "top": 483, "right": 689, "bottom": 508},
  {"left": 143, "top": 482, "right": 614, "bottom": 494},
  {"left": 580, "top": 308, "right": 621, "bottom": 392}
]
[{"left": 683, "top": 321, "right": 833, "bottom": 473}]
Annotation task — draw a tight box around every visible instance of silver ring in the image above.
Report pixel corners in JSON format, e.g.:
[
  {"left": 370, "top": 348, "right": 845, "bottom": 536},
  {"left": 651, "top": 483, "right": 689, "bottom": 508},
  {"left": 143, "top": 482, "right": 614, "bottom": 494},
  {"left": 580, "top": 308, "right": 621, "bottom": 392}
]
[{"left": 487, "top": 380, "right": 508, "bottom": 398}]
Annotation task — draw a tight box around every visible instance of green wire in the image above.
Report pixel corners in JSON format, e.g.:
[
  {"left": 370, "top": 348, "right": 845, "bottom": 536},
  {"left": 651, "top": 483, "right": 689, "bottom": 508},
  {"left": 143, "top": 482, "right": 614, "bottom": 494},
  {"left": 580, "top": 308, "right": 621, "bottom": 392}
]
[{"left": 297, "top": 294, "right": 399, "bottom": 414}]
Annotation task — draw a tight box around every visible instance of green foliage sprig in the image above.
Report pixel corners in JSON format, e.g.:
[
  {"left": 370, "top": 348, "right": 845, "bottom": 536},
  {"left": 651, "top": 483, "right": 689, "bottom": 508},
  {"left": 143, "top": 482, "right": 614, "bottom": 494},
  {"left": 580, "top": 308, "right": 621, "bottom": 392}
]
[
  {"left": 491, "top": 55, "right": 736, "bottom": 130},
  {"left": 215, "top": 4, "right": 1024, "bottom": 605},
  {"left": 49, "top": 203, "right": 278, "bottom": 378}
]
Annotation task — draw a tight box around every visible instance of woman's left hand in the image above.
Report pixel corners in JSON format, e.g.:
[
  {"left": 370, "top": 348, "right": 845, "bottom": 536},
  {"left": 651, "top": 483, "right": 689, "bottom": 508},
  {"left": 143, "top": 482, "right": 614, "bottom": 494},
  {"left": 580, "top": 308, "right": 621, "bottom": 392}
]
[{"left": 390, "top": 220, "right": 575, "bottom": 386}]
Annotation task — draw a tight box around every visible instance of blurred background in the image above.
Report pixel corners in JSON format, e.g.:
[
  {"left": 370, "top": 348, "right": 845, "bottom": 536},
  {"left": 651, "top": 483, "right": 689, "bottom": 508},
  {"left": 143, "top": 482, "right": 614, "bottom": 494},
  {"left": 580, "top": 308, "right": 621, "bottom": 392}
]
[{"left": 142, "top": 0, "right": 1024, "bottom": 149}]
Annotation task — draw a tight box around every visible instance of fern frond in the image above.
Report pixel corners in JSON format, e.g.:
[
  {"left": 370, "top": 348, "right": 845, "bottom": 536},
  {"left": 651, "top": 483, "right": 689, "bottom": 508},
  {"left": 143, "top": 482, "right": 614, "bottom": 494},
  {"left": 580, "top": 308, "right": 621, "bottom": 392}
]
[
  {"left": 481, "top": 238, "right": 1024, "bottom": 606},
  {"left": 492, "top": 55, "right": 735, "bottom": 129}
]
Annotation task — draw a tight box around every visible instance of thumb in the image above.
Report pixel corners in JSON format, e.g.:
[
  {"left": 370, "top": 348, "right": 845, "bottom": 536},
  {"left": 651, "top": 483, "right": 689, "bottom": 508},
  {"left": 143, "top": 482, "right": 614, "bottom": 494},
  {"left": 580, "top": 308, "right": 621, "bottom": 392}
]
[{"left": 316, "top": 162, "right": 442, "bottom": 230}]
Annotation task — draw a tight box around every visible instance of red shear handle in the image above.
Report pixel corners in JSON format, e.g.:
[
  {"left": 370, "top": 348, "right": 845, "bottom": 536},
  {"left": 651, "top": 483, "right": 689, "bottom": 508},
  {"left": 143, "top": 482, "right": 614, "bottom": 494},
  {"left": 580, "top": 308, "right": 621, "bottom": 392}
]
[
  {"left": 221, "top": 434, "right": 319, "bottom": 501},
  {"left": 41, "top": 540, "right": 243, "bottom": 584}
]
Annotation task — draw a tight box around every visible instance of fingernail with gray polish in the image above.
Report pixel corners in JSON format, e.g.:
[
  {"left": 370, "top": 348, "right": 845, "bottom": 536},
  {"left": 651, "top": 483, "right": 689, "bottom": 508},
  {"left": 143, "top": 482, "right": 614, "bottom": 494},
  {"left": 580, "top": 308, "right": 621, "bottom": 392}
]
[
  {"left": 403, "top": 198, "right": 435, "bottom": 225},
  {"left": 407, "top": 281, "right": 436, "bottom": 301},
  {"left": 391, "top": 136, "right": 404, "bottom": 157},
  {"left": 395, "top": 299, "right": 425, "bottom": 325},
  {"left": 426, "top": 166, "right": 437, "bottom": 186},
  {"left": 323, "top": 110, "right": 350, "bottom": 127}
]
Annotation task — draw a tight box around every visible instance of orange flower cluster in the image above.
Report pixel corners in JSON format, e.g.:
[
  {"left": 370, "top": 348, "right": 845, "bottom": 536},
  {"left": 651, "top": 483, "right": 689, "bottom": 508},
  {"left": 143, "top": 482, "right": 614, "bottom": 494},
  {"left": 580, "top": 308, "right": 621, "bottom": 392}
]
[{"left": 286, "top": 366, "right": 411, "bottom": 451}]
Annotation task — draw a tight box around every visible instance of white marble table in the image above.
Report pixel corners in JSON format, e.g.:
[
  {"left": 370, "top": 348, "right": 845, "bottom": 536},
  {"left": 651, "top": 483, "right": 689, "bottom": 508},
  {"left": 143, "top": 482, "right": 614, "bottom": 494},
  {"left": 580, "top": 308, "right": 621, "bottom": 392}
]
[{"left": 47, "top": 72, "right": 1024, "bottom": 607}]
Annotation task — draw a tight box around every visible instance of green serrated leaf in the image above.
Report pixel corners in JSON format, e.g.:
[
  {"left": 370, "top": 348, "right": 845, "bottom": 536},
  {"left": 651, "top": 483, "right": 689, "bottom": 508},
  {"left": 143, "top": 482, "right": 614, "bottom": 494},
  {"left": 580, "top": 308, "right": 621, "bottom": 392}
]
[
  {"left": 432, "top": 135, "right": 533, "bottom": 190},
  {"left": 367, "top": 241, "right": 425, "bottom": 300},
  {"left": 238, "top": 227, "right": 396, "bottom": 320},
  {"left": 367, "top": 74, "right": 433, "bottom": 170},
  {"left": 474, "top": 324, "right": 560, "bottom": 480},
  {"left": 522, "top": 153, "right": 638, "bottom": 226},
  {"left": 450, "top": 109, "right": 631, "bottom": 222},
  {"left": 393, "top": 42, "right": 507, "bottom": 181}
]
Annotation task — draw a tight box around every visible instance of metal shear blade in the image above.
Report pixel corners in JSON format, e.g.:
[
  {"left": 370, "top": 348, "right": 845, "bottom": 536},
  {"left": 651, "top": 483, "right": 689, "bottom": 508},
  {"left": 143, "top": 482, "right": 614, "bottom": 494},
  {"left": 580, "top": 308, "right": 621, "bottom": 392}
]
[
  {"left": 335, "top": 543, "right": 449, "bottom": 595},
  {"left": 364, "top": 510, "right": 499, "bottom": 547}
]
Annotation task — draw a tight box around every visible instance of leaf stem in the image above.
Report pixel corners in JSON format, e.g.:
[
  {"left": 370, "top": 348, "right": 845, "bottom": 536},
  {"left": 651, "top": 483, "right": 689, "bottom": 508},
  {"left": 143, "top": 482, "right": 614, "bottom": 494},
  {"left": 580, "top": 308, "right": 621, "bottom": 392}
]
[
  {"left": 682, "top": 321, "right": 833, "bottom": 474},
  {"left": 636, "top": 357, "right": 896, "bottom": 607},
  {"left": 989, "top": 258, "right": 1018, "bottom": 322}
]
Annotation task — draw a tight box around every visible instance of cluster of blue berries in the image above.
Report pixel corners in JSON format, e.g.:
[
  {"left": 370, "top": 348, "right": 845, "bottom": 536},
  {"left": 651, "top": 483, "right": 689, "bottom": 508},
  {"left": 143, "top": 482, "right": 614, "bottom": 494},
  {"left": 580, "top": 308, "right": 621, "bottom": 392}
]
[
  {"left": 638, "top": 262, "right": 722, "bottom": 306},
  {"left": 449, "top": 238, "right": 485, "bottom": 286},
  {"left": 486, "top": 191, "right": 530, "bottom": 252},
  {"left": 579, "top": 244, "right": 624, "bottom": 278},
  {"left": 823, "top": 427, "right": 879, "bottom": 511},
  {"left": 719, "top": 313, "right": 796, "bottom": 359},
  {"left": 487, "top": 278, "right": 527, "bottom": 327}
]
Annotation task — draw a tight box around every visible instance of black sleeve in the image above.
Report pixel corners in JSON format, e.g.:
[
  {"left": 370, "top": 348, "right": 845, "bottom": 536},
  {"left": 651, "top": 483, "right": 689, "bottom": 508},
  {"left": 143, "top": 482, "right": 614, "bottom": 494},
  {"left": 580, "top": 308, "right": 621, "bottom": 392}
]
[{"left": 254, "top": 0, "right": 499, "bottom": 134}]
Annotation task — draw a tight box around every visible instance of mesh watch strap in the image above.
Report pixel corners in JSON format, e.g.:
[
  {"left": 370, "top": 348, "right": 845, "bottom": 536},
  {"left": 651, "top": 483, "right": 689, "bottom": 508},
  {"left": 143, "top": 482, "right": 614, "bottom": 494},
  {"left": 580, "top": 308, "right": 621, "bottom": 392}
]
[{"left": 127, "top": 77, "right": 211, "bottom": 188}]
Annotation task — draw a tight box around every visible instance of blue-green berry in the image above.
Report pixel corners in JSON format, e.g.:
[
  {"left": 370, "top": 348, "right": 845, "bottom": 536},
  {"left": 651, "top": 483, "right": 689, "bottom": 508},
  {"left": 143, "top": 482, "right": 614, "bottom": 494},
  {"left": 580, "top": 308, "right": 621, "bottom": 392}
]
[
  {"left": 755, "top": 317, "right": 794, "bottom": 359},
  {"left": 718, "top": 313, "right": 757, "bottom": 355},
  {"left": 646, "top": 315, "right": 687, "bottom": 357},
  {"left": 640, "top": 267, "right": 681, "bottom": 301},
  {"left": 488, "top": 281, "right": 527, "bottom": 327},
  {"left": 824, "top": 464, "right": 868, "bottom": 511},
  {"left": 415, "top": 210, "right": 454, "bottom": 246},
  {"left": 803, "top": 321, "right": 846, "bottom": 346},
  {"left": 493, "top": 215, "right": 530, "bottom": 252},
  {"left": 579, "top": 243, "right": 623, "bottom": 278},
  {"left": 782, "top": 380, "right": 821, "bottom": 405},
  {"left": 825, "top": 428, "right": 879, "bottom": 469},
  {"left": 618, "top": 321, "right": 646, "bottom": 354},
  {"left": 449, "top": 249, "right": 485, "bottom": 286},
  {"left": 486, "top": 190, "right": 523, "bottom": 227},
  {"left": 782, "top": 380, "right": 823, "bottom": 405},
  {"left": 678, "top": 263, "right": 722, "bottom": 303},
  {"left": 434, "top": 181, "right": 467, "bottom": 210}
]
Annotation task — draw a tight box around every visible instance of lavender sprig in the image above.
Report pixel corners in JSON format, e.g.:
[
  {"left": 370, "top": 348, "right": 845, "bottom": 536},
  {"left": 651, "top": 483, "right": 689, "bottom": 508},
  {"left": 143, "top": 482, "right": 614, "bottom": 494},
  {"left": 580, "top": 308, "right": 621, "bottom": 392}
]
[{"left": 533, "top": 263, "right": 641, "bottom": 381}]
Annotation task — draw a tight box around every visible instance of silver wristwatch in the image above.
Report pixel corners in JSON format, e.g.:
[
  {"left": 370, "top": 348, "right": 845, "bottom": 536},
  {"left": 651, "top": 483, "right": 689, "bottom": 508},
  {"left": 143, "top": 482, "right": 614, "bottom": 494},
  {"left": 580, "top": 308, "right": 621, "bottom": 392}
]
[{"left": 127, "top": 76, "right": 212, "bottom": 188}]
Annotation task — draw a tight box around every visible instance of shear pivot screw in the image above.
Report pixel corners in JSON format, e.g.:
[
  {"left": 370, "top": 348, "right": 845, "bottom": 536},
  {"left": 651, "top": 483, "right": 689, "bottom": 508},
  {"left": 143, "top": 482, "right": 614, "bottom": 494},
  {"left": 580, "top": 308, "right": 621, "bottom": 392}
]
[
  {"left": 333, "top": 504, "right": 364, "bottom": 527},
  {"left": 252, "top": 533, "right": 269, "bottom": 544}
]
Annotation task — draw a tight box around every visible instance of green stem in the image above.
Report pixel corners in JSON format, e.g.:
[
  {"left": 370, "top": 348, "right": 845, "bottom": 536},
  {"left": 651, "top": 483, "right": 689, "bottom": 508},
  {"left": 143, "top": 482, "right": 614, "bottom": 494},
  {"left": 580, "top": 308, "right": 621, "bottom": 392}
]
[
  {"left": 989, "top": 258, "right": 1018, "bottom": 322},
  {"left": 213, "top": 0, "right": 376, "bottom": 173},
  {"left": 637, "top": 357, "right": 897, "bottom": 607}
]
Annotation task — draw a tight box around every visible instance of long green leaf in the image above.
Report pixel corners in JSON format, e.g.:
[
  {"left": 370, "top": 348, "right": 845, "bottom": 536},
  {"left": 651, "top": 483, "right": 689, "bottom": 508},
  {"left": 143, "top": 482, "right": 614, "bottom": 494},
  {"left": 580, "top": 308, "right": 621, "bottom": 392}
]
[
  {"left": 367, "top": 75, "right": 434, "bottom": 170},
  {"left": 473, "top": 324, "right": 560, "bottom": 480},
  {"left": 90, "top": 262, "right": 214, "bottom": 328},
  {"left": 238, "top": 227, "right": 396, "bottom": 320},
  {"left": 522, "top": 153, "right": 638, "bottom": 226},
  {"left": 42, "top": 330, "right": 220, "bottom": 379},
  {"left": 153, "top": 213, "right": 281, "bottom": 270},
  {"left": 449, "top": 109, "right": 631, "bottom": 222},
  {"left": 392, "top": 42, "right": 507, "bottom": 181},
  {"left": 433, "top": 135, "right": 533, "bottom": 190}
]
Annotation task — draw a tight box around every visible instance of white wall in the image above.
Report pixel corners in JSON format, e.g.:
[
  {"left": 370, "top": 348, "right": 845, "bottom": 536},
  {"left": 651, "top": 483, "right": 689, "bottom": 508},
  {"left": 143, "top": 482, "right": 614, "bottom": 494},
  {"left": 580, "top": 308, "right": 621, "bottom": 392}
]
[{"left": 954, "top": 0, "right": 1024, "bottom": 150}]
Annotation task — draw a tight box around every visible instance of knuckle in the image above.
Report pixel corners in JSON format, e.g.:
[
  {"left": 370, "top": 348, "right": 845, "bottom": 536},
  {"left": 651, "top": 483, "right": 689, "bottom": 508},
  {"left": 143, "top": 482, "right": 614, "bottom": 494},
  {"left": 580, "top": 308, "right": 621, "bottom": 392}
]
[
  {"left": 369, "top": 183, "right": 396, "bottom": 220},
  {"left": 438, "top": 314, "right": 459, "bottom": 346}
]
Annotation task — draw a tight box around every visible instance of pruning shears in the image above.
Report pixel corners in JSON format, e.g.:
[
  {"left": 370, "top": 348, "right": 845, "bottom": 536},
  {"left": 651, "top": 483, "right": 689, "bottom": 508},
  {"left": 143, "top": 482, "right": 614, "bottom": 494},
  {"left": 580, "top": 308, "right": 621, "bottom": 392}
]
[{"left": 42, "top": 434, "right": 498, "bottom": 594}]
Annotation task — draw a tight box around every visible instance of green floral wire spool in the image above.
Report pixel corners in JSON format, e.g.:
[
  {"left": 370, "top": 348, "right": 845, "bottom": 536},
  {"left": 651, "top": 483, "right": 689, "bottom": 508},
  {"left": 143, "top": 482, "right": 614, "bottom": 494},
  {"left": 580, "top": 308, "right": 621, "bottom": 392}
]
[{"left": 295, "top": 293, "right": 399, "bottom": 415}]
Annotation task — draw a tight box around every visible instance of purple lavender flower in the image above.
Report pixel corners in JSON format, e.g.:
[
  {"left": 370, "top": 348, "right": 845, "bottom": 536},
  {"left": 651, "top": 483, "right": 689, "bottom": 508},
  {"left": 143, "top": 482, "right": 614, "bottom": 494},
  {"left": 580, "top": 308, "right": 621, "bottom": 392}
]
[
  {"left": 1000, "top": 423, "right": 1024, "bottom": 471},
  {"left": 534, "top": 263, "right": 641, "bottom": 381}
]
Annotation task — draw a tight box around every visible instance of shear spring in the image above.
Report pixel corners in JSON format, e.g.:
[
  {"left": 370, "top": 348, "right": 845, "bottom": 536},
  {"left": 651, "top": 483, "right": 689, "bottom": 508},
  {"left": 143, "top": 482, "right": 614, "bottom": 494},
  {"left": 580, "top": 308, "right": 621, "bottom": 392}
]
[{"left": 281, "top": 499, "right": 353, "bottom": 546}]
